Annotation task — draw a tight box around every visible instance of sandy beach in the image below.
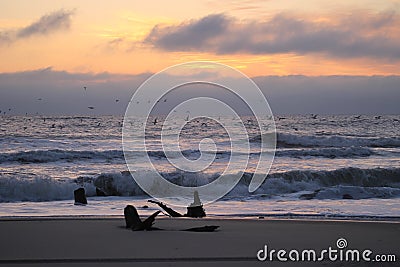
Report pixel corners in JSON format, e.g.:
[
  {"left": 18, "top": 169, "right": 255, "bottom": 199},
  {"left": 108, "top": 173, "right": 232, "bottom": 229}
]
[{"left": 0, "top": 217, "right": 399, "bottom": 266}]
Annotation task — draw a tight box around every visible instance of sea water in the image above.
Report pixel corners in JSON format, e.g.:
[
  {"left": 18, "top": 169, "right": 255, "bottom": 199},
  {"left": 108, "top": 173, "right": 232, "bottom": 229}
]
[{"left": 0, "top": 115, "right": 399, "bottom": 219}]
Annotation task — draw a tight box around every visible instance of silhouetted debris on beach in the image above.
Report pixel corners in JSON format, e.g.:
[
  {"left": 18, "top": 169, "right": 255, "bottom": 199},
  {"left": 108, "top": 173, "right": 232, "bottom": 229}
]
[
  {"left": 148, "top": 200, "right": 184, "bottom": 217},
  {"left": 74, "top": 188, "right": 87, "bottom": 205},
  {"left": 186, "top": 191, "right": 206, "bottom": 218},
  {"left": 148, "top": 191, "right": 206, "bottom": 218},
  {"left": 124, "top": 205, "right": 160, "bottom": 231},
  {"left": 123, "top": 204, "right": 219, "bottom": 232}
]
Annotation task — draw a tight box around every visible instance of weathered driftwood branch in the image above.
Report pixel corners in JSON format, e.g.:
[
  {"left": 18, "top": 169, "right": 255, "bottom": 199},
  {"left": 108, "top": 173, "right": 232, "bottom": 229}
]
[{"left": 124, "top": 205, "right": 161, "bottom": 231}]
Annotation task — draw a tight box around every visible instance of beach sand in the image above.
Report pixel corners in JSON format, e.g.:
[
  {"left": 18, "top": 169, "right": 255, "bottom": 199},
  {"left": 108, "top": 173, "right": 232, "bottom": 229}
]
[{"left": 0, "top": 217, "right": 399, "bottom": 266}]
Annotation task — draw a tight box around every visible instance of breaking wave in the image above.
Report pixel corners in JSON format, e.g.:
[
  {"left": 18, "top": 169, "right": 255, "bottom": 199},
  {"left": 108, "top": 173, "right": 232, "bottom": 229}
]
[
  {"left": 1, "top": 167, "right": 399, "bottom": 202},
  {"left": 0, "top": 146, "right": 381, "bottom": 164}
]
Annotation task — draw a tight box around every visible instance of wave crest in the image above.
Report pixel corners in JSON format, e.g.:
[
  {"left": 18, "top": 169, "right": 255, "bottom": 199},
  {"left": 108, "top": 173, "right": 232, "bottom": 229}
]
[{"left": 1, "top": 167, "right": 399, "bottom": 202}]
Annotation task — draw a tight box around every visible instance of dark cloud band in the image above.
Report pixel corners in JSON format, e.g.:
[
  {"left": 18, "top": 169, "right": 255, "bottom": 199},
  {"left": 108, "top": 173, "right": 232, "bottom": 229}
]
[{"left": 144, "top": 12, "right": 400, "bottom": 59}]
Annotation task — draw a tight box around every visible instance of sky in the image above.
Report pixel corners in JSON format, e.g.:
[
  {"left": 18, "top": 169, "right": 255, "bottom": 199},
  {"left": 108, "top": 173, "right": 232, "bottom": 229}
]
[{"left": 0, "top": 0, "right": 399, "bottom": 115}]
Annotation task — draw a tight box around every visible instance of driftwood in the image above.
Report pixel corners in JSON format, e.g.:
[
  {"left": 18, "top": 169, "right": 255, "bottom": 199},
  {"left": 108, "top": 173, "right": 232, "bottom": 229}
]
[
  {"left": 148, "top": 200, "right": 206, "bottom": 218},
  {"left": 123, "top": 204, "right": 219, "bottom": 232},
  {"left": 186, "top": 191, "right": 206, "bottom": 218},
  {"left": 148, "top": 191, "right": 206, "bottom": 218},
  {"left": 74, "top": 188, "right": 87, "bottom": 205},
  {"left": 186, "top": 205, "right": 206, "bottom": 218},
  {"left": 124, "top": 205, "right": 161, "bottom": 231},
  {"left": 148, "top": 200, "right": 183, "bottom": 217}
]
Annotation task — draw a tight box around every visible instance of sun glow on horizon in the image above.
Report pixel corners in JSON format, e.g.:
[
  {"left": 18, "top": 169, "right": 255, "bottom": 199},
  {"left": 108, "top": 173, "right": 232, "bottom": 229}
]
[{"left": 0, "top": 0, "right": 399, "bottom": 76}]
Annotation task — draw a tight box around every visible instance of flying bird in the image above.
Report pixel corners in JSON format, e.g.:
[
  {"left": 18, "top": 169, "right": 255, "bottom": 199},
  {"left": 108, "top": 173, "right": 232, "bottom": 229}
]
[
  {"left": 88, "top": 106, "right": 95, "bottom": 110},
  {"left": 115, "top": 99, "right": 120, "bottom": 102}
]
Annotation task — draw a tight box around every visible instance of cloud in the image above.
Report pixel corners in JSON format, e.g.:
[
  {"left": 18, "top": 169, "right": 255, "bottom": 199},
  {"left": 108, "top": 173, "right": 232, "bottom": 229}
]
[
  {"left": 144, "top": 14, "right": 230, "bottom": 51},
  {"left": 144, "top": 12, "right": 400, "bottom": 59},
  {"left": 0, "top": 9, "right": 74, "bottom": 44}
]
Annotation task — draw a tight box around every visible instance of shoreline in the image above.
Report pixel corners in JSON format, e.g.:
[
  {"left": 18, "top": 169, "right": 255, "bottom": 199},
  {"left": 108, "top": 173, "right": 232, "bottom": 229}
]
[{"left": 1, "top": 214, "right": 400, "bottom": 223}]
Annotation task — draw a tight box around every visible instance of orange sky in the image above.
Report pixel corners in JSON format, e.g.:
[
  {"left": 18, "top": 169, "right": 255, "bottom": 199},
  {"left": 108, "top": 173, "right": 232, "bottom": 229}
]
[{"left": 0, "top": 0, "right": 399, "bottom": 76}]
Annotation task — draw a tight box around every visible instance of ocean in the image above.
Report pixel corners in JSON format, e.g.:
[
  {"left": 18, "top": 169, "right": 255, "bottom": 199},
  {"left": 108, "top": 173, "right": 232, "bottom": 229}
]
[{"left": 0, "top": 115, "right": 399, "bottom": 219}]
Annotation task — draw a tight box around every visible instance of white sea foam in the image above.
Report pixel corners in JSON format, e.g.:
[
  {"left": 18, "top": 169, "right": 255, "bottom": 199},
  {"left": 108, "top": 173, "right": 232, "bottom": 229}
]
[{"left": 1, "top": 167, "right": 399, "bottom": 202}]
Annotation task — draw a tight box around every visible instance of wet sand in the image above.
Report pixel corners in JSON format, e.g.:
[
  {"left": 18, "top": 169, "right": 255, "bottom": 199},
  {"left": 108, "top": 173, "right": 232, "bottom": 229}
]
[{"left": 0, "top": 217, "right": 399, "bottom": 266}]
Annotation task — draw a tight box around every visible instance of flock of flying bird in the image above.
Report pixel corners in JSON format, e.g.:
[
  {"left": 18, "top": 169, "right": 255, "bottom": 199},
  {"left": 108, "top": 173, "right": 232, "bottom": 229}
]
[{"left": 1, "top": 86, "right": 398, "bottom": 127}]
